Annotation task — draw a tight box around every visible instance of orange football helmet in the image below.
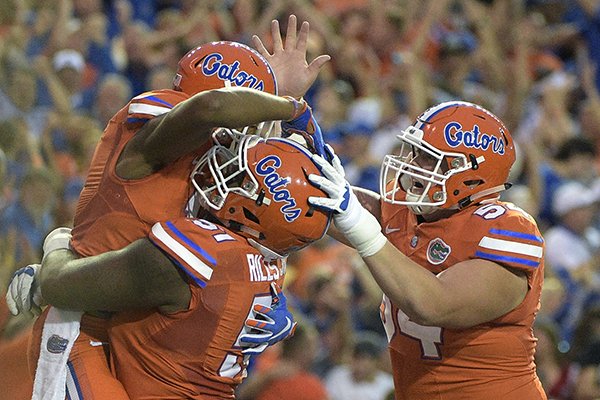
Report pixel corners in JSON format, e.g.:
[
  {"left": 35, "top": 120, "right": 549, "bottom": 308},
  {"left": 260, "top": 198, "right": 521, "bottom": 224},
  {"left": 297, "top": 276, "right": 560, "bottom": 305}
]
[
  {"left": 191, "top": 132, "right": 332, "bottom": 256},
  {"left": 380, "top": 101, "right": 516, "bottom": 215},
  {"left": 173, "top": 41, "right": 277, "bottom": 96}
]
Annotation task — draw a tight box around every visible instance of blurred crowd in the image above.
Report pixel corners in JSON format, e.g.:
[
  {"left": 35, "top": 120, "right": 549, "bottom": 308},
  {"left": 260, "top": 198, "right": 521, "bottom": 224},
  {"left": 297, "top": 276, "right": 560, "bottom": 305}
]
[{"left": 1, "top": 0, "right": 600, "bottom": 399}]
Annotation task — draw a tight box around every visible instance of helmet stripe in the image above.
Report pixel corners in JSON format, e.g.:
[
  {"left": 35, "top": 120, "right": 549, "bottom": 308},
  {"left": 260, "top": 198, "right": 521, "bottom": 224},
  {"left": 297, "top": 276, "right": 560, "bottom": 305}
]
[{"left": 414, "top": 101, "right": 476, "bottom": 129}]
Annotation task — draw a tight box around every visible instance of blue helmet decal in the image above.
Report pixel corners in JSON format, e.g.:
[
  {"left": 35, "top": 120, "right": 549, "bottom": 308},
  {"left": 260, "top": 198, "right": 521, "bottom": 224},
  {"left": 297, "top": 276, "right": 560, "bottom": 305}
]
[
  {"left": 443, "top": 122, "right": 505, "bottom": 155},
  {"left": 202, "top": 53, "right": 265, "bottom": 91},
  {"left": 255, "top": 155, "right": 302, "bottom": 222}
]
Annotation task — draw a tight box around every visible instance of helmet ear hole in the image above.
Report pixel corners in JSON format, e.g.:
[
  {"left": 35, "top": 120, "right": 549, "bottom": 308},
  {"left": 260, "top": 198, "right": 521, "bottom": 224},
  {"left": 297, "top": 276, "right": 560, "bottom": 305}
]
[{"left": 463, "top": 179, "right": 483, "bottom": 189}]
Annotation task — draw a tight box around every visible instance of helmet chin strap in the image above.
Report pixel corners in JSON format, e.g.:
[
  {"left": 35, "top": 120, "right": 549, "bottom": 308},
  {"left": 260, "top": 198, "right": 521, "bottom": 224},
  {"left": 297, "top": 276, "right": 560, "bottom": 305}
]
[
  {"left": 247, "top": 239, "right": 286, "bottom": 261},
  {"left": 216, "top": 217, "right": 286, "bottom": 261},
  {"left": 455, "top": 183, "right": 512, "bottom": 209},
  {"left": 408, "top": 183, "right": 511, "bottom": 215},
  {"left": 405, "top": 191, "right": 438, "bottom": 215}
]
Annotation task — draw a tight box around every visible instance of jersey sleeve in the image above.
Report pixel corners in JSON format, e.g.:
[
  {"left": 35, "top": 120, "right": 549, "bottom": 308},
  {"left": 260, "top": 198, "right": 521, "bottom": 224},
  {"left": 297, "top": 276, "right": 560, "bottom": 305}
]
[
  {"left": 148, "top": 218, "right": 222, "bottom": 288},
  {"left": 471, "top": 204, "right": 544, "bottom": 273},
  {"left": 125, "top": 89, "right": 189, "bottom": 127}
]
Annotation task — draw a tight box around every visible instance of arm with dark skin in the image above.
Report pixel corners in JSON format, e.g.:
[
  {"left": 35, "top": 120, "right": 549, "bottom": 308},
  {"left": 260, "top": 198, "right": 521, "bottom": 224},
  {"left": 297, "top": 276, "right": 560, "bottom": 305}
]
[
  {"left": 117, "top": 88, "right": 300, "bottom": 179},
  {"left": 119, "top": 14, "right": 330, "bottom": 180},
  {"left": 38, "top": 240, "right": 190, "bottom": 315}
]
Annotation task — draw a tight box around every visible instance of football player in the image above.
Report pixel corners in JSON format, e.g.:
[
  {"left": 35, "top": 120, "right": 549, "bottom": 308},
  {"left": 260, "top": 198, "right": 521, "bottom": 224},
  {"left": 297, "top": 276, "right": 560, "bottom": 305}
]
[
  {"left": 7, "top": 15, "right": 330, "bottom": 399},
  {"left": 308, "top": 101, "right": 547, "bottom": 399},
  {"left": 36, "top": 134, "right": 332, "bottom": 399}
]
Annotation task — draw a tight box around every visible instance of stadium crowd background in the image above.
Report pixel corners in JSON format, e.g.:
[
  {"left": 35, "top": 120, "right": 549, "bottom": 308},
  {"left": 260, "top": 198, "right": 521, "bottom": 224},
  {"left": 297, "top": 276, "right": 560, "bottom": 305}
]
[{"left": 1, "top": 0, "right": 600, "bottom": 399}]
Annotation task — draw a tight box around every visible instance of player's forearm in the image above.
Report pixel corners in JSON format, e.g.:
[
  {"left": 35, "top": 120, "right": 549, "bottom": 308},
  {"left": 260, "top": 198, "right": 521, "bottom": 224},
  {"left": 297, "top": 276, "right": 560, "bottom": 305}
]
[
  {"left": 362, "top": 241, "right": 449, "bottom": 327},
  {"left": 140, "top": 87, "right": 297, "bottom": 168},
  {"left": 39, "top": 249, "right": 93, "bottom": 310},
  {"left": 169, "top": 87, "right": 296, "bottom": 134},
  {"left": 39, "top": 247, "right": 141, "bottom": 312},
  {"left": 213, "top": 87, "right": 298, "bottom": 125},
  {"left": 39, "top": 240, "right": 189, "bottom": 312}
]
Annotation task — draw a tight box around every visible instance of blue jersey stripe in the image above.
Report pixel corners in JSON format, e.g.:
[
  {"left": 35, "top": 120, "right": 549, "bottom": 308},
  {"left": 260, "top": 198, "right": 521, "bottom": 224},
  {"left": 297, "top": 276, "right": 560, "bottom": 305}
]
[
  {"left": 126, "top": 117, "right": 150, "bottom": 124},
  {"left": 149, "top": 239, "right": 207, "bottom": 288},
  {"left": 475, "top": 251, "right": 540, "bottom": 267},
  {"left": 488, "top": 228, "right": 543, "bottom": 243},
  {"left": 177, "top": 260, "right": 207, "bottom": 288},
  {"left": 66, "top": 360, "right": 84, "bottom": 400},
  {"left": 165, "top": 221, "right": 216, "bottom": 265},
  {"left": 142, "top": 95, "right": 174, "bottom": 108}
]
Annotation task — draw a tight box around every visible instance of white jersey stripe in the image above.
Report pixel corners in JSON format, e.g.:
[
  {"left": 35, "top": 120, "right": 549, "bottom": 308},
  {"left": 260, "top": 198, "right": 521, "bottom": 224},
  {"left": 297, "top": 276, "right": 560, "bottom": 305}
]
[
  {"left": 478, "top": 236, "right": 543, "bottom": 258},
  {"left": 128, "top": 103, "right": 171, "bottom": 117},
  {"left": 132, "top": 92, "right": 161, "bottom": 100},
  {"left": 65, "top": 362, "right": 81, "bottom": 400},
  {"left": 151, "top": 223, "right": 213, "bottom": 280}
]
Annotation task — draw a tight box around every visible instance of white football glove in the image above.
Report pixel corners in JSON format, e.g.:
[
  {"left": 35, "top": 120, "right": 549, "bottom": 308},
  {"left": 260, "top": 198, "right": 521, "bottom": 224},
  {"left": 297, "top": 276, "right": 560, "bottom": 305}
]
[
  {"left": 6, "top": 264, "right": 43, "bottom": 316},
  {"left": 308, "top": 145, "right": 387, "bottom": 257},
  {"left": 42, "top": 227, "right": 73, "bottom": 261},
  {"left": 5, "top": 227, "right": 73, "bottom": 316}
]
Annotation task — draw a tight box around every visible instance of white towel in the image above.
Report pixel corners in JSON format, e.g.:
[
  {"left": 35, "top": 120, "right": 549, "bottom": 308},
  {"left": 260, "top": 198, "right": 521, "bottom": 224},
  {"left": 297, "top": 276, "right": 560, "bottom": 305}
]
[{"left": 32, "top": 307, "right": 84, "bottom": 400}]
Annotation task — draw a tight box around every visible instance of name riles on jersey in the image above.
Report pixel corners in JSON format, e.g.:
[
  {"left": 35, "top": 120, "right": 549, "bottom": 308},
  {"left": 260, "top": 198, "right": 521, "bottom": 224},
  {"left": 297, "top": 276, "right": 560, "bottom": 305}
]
[
  {"left": 247, "top": 254, "right": 282, "bottom": 282},
  {"left": 149, "top": 218, "right": 284, "bottom": 287}
]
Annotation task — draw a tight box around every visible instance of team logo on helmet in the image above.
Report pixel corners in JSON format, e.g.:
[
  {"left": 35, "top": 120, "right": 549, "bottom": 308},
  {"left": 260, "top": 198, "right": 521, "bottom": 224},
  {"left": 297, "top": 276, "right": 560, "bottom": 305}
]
[
  {"left": 255, "top": 155, "right": 301, "bottom": 222},
  {"left": 202, "top": 53, "right": 266, "bottom": 91},
  {"left": 426, "top": 238, "right": 451, "bottom": 265},
  {"left": 444, "top": 122, "right": 505, "bottom": 155}
]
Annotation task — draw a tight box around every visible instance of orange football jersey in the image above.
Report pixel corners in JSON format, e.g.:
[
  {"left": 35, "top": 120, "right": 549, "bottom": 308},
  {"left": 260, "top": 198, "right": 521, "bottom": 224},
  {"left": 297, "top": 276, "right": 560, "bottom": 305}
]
[
  {"left": 379, "top": 200, "right": 546, "bottom": 400},
  {"left": 29, "top": 89, "right": 211, "bottom": 397},
  {"left": 71, "top": 89, "right": 209, "bottom": 256},
  {"left": 108, "top": 218, "right": 286, "bottom": 399}
]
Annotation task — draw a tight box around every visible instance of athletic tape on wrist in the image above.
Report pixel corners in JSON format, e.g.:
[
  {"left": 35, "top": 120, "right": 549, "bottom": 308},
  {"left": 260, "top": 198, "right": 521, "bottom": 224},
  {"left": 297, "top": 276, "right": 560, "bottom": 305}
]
[
  {"left": 342, "top": 207, "right": 387, "bottom": 257},
  {"left": 283, "top": 96, "right": 307, "bottom": 121},
  {"left": 42, "top": 227, "right": 72, "bottom": 261}
]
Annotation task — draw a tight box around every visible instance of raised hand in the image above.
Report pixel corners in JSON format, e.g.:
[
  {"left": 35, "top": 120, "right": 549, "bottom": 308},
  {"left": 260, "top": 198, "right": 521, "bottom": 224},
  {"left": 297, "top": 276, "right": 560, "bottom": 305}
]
[{"left": 252, "top": 14, "right": 330, "bottom": 99}]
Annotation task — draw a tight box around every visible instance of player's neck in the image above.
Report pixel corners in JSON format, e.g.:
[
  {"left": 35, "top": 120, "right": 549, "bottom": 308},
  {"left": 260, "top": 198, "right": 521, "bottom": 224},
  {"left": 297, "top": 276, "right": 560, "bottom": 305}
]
[{"left": 417, "top": 208, "right": 457, "bottom": 223}]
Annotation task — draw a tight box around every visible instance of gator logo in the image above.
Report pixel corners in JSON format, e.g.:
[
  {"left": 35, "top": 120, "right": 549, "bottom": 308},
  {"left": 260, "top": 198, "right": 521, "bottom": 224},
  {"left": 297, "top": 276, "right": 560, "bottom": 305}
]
[
  {"left": 255, "top": 155, "right": 301, "bottom": 222},
  {"left": 202, "top": 53, "right": 266, "bottom": 91},
  {"left": 46, "top": 334, "right": 69, "bottom": 354},
  {"left": 444, "top": 122, "right": 505, "bottom": 155},
  {"left": 426, "top": 238, "right": 451, "bottom": 265}
]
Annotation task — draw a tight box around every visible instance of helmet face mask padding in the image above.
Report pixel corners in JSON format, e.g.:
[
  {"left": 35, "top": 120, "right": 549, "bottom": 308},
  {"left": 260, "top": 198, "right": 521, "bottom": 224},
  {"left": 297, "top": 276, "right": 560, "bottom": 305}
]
[
  {"left": 381, "top": 101, "right": 515, "bottom": 215},
  {"left": 191, "top": 133, "right": 333, "bottom": 256}
]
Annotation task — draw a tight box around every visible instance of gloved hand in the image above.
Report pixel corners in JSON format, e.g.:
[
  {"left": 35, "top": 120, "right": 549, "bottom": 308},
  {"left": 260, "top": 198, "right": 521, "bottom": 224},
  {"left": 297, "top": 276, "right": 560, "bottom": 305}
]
[
  {"left": 6, "top": 264, "right": 44, "bottom": 316},
  {"left": 281, "top": 97, "right": 328, "bottom": 159},
  {"left": 308, "top": 145, "right": 387, "bottom": 257},
  {"left": 5, "top": 227, "right": 73, "bottom": 316},
  {"left": 239, "top": 282, "right": 297, "bottom": 355}
]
